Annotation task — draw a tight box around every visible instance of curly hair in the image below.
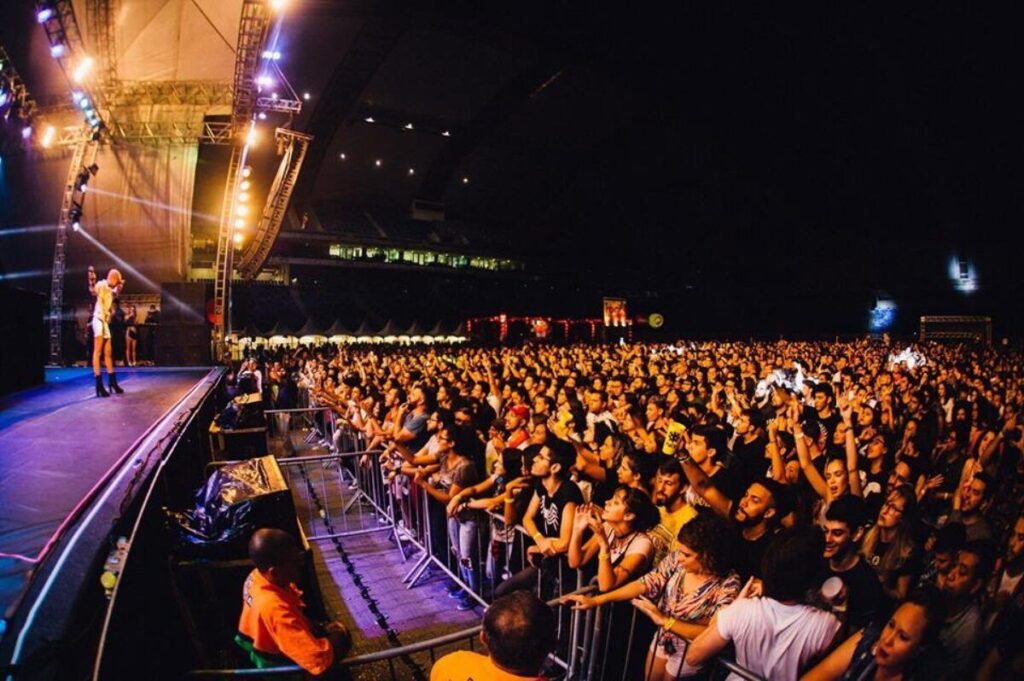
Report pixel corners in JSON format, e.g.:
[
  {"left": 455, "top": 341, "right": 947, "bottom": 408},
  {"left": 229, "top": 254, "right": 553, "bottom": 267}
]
[{"left": 676, "top": 508, "right": 738, "bottom": 577}]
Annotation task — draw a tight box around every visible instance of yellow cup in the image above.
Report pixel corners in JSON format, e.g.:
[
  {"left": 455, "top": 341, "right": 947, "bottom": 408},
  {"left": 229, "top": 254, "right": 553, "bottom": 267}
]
[{"left": 662, "top": 421, "right": 686, "bottom": 455}]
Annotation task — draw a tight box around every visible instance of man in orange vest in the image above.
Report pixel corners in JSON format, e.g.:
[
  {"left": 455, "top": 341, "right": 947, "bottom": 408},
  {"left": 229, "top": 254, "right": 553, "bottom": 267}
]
[{"left": 238, "top": 528, "right": 351, "bottom": 675}]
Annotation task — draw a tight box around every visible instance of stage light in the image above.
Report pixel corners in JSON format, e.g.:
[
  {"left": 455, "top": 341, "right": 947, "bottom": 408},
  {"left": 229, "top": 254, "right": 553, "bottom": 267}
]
[
  {"left": 236, "top": 205, "right": 249, "bottom": 216},
  {"left": 364, "top": 116, "right": 375, "bottom": 123},
  {"left": 72, "top": 221, "right": 81, "bottom": 232},
  {"left": 303, "top": 92, "right": 310, "bottom": 100},
  {"left": 73, "top": 57, "right": 94, "bottom": 83},
  {"left": 0, "top": 92, "right": 7, "bottom": 108},
  {"left": 442, "top": 130, "right": 451, "bottom": 137},
  {"left": 37, "top": 7, "right": 54, "bottom": 23},
  {"left": 408, "top": 168, "right": 415, "bottom": 175},
  {"left": 239, "top": 192, "right": 250, "bottom": 203},
  {"left": 242, "top": 166, "right": 252, "bottom": 178},
  {"left": 271, "top": 92, "right": 278, "bottom": 99},
  {"left": 462, "top": 176, "right": 469, "bottom": 184},
  {"left": 404, "top": 123, "right": 414, "bottom": 130},
  {"left": 233, "top": 233, "right": 244, "bottom": 245},
  {"left": 258, "top": 112, "right": 267, "bottom": 120},
  {"left": 374, "top": 159, "right": 382, "bottom": 167},
  {"left": 50, "top": 44, "right": 64, "bottom": 58},
  {"left": 269, "top": 0, "right": 287, "bottom": 11},
  {"left": 234, "top": 218, "right": 245, "bottom": 229},
  {"left": 256, "top": 74, "right": 273, "bottom": 88},
  {"left": 71, "top": 90, "right": 84, "bottom": 103},
  {"left": 41, "top": 125, "right": 56, "bottom": 148},
  {"left": 339, "top": 153, "right": 346, "bottom": 160},
  {"left": 262, "top": 50, "right": 282, "bottom": 60},
  {"left": 78, "top": 97, "right": 91, "bottom": 109},
  {"left": 21, "top": 126, "right": 32, "bottom": 140},
  {"left": 246, "top": 127, "right": 258, "bottom": 147},
  {"left": 240, "top": 180, "right": 251, "bottom": 191}
]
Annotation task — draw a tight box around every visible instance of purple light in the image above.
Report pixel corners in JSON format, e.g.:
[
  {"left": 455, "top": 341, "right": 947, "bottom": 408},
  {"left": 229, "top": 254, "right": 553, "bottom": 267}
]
[
  {"left": 21, "top": 126, "right": 32, "bottom": 140},
  {"left": 50, "top": 44, "right": 65, "bottom": 58},
  {"left": 37, "top": 7, "right": 54, "bottom": 23},
  {"left": 0, "top": 92, "right": 8, "bottom": 107}
]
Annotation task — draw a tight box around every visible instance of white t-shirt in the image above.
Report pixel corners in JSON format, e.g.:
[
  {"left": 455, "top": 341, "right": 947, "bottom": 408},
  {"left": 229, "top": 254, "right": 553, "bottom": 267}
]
[{"left": 714, "top": 597, "right": 840, "bottom": 681}]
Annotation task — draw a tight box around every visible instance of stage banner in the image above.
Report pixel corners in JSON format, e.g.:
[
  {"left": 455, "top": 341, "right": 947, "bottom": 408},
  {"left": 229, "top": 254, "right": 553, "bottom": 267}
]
[{"left": 603, "top": 298, "right": 627, "bottom": 327}]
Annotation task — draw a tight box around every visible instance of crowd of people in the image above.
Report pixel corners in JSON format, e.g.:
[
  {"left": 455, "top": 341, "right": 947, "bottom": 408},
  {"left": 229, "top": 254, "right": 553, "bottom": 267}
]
[{"left": 234, "top": 339, "right": 1023, "bottom": 680}]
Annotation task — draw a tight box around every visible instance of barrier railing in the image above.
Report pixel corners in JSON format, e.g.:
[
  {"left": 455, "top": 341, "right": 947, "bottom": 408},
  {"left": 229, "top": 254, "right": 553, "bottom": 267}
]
[{"left": 187, "top": 398, "right": 767, "bottom": 680}]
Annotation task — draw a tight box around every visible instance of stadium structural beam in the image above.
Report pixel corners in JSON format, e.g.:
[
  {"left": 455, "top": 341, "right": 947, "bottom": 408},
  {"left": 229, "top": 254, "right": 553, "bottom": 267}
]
[
  {"left": 231, "top": 0, "right": 272, "bottom": 134},
  {"left": 37, "top": 0, "right": 110, "bottom": 131},
  {"left": 48, "top": 131, "right": 99, "bottom": 364},
  {"left": 236, "top": 128, "right": 313, "bottom": 279},
  {"left": 103, "top": 80, "right": 233, "bottom": 107}
]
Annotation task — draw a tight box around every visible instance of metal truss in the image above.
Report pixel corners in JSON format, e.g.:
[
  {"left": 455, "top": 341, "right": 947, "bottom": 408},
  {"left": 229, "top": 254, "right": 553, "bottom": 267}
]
[
  {"left": 0, "top": 45, "right": 39, "bottom": 122},
  {"left": 52, "top": 120, "right": 233, "bottom": 146},
  {"left": 236, "top": 128, "right": 313, "bottom": 279},
  {"left": 255, "top": 96, "right": 302, "bottom": 114},
  {"left": 48, "top": 131, "right": 98, "bottom": 364},
  {"left": 37, "top": 0, "right": 109, "bottom": 127},
  {"left": 103, "top": 80, "right": 233, "bottom": 107},
  {"left": 211, "top": 146, "right": 248, "bottom": 356},
  {"left": 231, "top": 0, "right": 272, "bottom": 133},
  {"left": 84, "top": 0, "right": 117, "bottom": 85}
]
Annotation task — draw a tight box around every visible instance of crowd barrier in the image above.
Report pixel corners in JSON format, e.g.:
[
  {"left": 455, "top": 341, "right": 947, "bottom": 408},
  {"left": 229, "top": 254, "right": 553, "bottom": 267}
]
[{"left": 187, "top": 398, "right": 766, "bottom": 680}]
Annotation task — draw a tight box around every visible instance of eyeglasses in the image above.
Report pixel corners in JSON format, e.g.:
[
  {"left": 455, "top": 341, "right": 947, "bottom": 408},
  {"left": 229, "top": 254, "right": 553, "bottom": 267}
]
[{"left": 882, "top": 499, "right": 906, "bottom": 514}]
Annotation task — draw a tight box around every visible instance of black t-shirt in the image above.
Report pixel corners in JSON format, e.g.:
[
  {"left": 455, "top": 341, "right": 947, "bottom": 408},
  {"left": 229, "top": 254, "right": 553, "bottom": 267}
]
[
  {"left": 535, "top": 479, "right": 584, "bottom": 539},
  {"left": 816, "top": 410, "right": 842, "bottom": 443},
  {"left": 734, "top": 527, "right": 775, "bottom": 581},
  {"left": 822, "top": 557, "right": 886, "bottom": 629},
  {"left": 710, "top": 465, "right": 749, "bottom": 503}
]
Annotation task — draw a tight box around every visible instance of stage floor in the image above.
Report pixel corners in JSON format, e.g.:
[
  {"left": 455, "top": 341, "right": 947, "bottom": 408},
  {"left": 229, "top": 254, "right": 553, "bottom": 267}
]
[{"left": 0, "top": 367, "right": 212, "bottom": 615}]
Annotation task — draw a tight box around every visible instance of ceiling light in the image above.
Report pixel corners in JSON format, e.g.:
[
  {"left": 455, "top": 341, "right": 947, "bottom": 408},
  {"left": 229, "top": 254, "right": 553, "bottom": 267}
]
[
  {"left": 404, "top": 123, "right": 414, "bottom": 130},
  {"left": 303, "top": 92, "right": 311, "bottom": 100},
  {"left": 339, "top": 153, "right": 346, "bottom": 160},
  {"left": 364, "top": 116, "right": 375, "bottom": 123},
  {"left": 374, "top": 159, "right": 382, "bottom": 167},
  {"left": 441, "top": 130, "right": 451, "bottom": 137},
  {"left": 462, "top": 176, "right": 469, "bottom": 184},
  {"left": 408, "top": 168, "right": 415, "bottom": 175}
]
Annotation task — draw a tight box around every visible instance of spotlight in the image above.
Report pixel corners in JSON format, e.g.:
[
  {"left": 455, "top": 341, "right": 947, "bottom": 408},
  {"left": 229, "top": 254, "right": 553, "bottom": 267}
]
[
  {"left": 21, "top": 125, "right": 32, "bottom": 140},
  {"left": 303, "top": 92, "right": 310, "bottom": 100},
  {"left": 240, "top": 180, "right": 251, "bottom": 191},
  {"left": 73, "top": 56, "right": 94, "bottom": 83},
  {"left": 441, "top": 130, "right": 451, "bottom": 137},
  {"left": 258, "top": 112, "right": 267, "bottom": 120},
  {"left": 233, "top": 233, "right": 244, "bottom": 245},
  {"left": 246, "top": 127, "right": 258, "bottom": 147},
  {"left": 69, "top": 204, "right": 82, "bottom": 229},
  {"left": 462, "top": 176, "right": 469, "bottom": 184},
  {"left": 256, "top": 74, "right": 274, "bottom": 88},
  {"left": 75, "top": 168, "right": 90, "bottom": 191},
  {"left": 239, "top": 192, "right": 250, "bottom": 203},
  {"left": 364, "top": 116, "right": 375, "bottom": 123},
  {"left": 37, "top": 7, "right": 54, "bottom": 23},
  {"left": 339, "top": 153, "right": 346, "bottom": 160},
  {"left": 261, "top": 50, "right": 281, "bottom": 60},
  {"left": 242, "top": 166, "right": 252, "bottom": 178},
  {"left": 50, "top": 44, "right": 64, "bottom": 58},
  {"left": 41, "top": 125, "right": 56, "bottom": 148},
  {"left": 269, "top": 0, "right": 287, "bottom": 11},
  {"left": 72, "top": 90, "right": 84, "bottom": 104},
  {"left": 236, "top": 205, "right": 249, "bottom": 216},
  {"left": 374, "top": 159, "right": 382, "bottom": 167},
  {"left": 234, "top": 218, "right": 245, "bottom": 229},
  {"left": 408, "top": 168, "right": 415, "bottom": 175},
  {"left": 404, "top": 123, "right": 414, "bottom": 130}
]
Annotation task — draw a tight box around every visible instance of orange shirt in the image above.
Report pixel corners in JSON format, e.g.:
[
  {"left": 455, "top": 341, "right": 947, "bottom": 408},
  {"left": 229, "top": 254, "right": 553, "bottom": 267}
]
[
  {"left": 238, "top": 569, "right": 334, "bottom": 675},
  {"left": 430, "top": 651, "right": 547, "bottom": 681}
]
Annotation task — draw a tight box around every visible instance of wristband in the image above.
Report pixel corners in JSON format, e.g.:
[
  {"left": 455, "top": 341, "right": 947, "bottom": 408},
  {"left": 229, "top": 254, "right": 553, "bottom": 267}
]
[
  {"left": 662, "top": 617, "right": 676, "bottom": 632},
  {"left": 532, "top": 532, "right": 543, "bottom": 542},
  {"left": 504, "top": 497, "right": 515, "bottom": 505},
  {"left": 598, "top": 551, "right": 610, "bottom": 560}
]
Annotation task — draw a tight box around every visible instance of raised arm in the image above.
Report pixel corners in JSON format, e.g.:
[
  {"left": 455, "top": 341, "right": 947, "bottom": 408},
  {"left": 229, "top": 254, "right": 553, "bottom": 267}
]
[{"left": 679, "top": 454, "right": 733, "bottom": 518}]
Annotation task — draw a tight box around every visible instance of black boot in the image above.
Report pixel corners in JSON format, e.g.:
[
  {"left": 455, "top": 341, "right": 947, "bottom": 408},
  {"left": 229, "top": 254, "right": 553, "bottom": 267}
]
[
  {"left": 108, "top": 373, "right": 125, "bottom": 394},
  {"left": 96, "top": 375, "right": 110, "bottom": 397}
]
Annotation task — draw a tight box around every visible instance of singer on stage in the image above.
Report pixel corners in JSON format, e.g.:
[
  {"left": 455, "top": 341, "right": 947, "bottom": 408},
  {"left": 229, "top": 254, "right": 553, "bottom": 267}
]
[{"left": 88, "top": 266, "right": 126, "bottom": 397}]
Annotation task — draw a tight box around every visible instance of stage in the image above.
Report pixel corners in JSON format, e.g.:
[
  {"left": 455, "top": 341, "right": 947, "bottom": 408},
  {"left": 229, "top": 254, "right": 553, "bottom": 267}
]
[{"left": 0, "top": 367, "right": 218, "bottom": 623}]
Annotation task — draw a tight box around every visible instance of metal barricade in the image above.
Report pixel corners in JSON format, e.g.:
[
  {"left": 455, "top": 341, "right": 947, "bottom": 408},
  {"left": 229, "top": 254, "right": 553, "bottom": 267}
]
[{"left": 263, "top": 406, "right": 337, "bottom": 459}]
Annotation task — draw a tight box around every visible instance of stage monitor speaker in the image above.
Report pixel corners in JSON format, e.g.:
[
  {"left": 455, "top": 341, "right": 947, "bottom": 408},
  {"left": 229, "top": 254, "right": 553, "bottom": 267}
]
[
  {"left": 160, "top": 282, "right": 208, "bottom": 325},
  {"left": 154, "top": 323, "right": 211, "bottom": 366}
]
